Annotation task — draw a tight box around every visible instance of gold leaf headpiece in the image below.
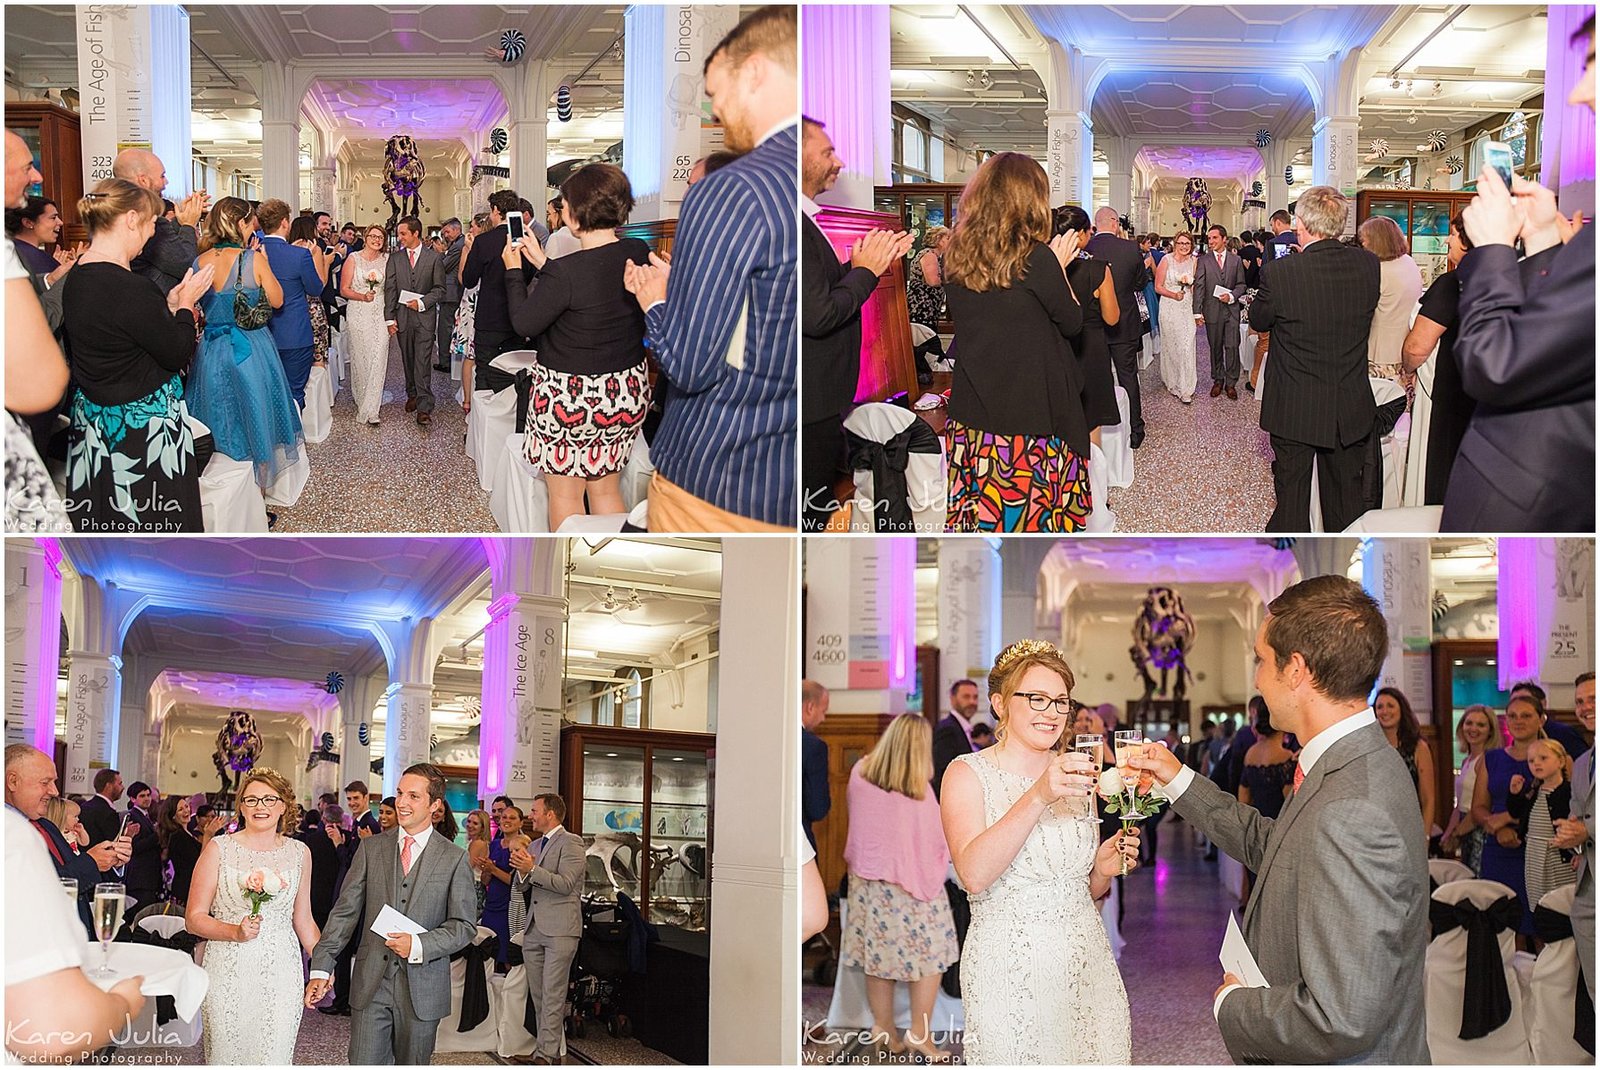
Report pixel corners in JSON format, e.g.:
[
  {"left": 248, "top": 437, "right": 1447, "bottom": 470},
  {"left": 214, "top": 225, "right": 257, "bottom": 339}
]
[{"left": 994, "top": 639, "right": 1064, "bottom": 674}]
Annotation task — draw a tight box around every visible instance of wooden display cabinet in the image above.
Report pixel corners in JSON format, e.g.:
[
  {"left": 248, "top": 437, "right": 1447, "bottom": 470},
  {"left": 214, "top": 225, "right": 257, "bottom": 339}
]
[
  {"left": 1356, "top": 188, "right": 1478, "bottom": 289},
  {"left": 5, "top": 102, "right": 85, "bottom": 247}
]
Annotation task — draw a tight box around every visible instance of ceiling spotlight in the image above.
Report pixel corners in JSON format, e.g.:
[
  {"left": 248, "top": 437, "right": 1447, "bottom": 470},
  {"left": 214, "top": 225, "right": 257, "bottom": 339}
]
[
  {"left": 979, "top": 70, "right": 994, "bottom": 90},
  {"left": 1405, "top": 109, "right": 1418, "bottom": 125},
  {"left": 1432, "top": 81, "right": 1444, "bottom": 96},
  {"left": 1390, "top": 77, "right": 1402, "bottom": 90},
  {"left": 965, "top": 70, "right": 977, "bottom": 88}
]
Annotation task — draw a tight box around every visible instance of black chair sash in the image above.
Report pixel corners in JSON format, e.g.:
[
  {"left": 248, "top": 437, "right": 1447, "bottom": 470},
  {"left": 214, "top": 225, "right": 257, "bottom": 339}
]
[
  {"left": 126, "top": 925, "right": 201, "bottom": 1025},
  {"left": 1533, "top": 904, "right": 1595, "bottom": 1054},
  {"left": 1362, "top": 394, "right": 1410, "bottom": 511},
  {"left": 513, "top": 369, "right": 534, "bottom": 434},
  {"left": 479, "top": 363, "right": 519, "bottom": 396},
  {"left": 449, "top": 935, "right": 498, "bottom": 1032},
  {"left": 844, "top": 418, "right": 941, "bottom": 533},
  {"left": 1430, "top": 894, "right": 1521, "bottom": 1039}
]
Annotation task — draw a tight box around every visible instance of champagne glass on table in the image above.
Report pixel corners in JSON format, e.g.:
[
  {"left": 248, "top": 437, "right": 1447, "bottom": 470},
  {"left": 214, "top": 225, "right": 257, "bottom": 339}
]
[
  {"left": 92, "top": 882, "right": 126, "bottom": 977},
  {"left": 1072, "top": 734, "right": 1105, "bottom": 821}
]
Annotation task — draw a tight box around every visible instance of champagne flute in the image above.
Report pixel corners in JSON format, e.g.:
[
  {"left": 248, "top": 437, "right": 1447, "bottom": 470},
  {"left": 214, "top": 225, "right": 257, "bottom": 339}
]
[
  {"left": 1113, "top": 732, "right": 1147, "bottom": 875},
  {"left": 1073, "top": 734, "right": 1105, "bottom": 821},
  {"left": 60, "top": 877, "right": 77, "bottom": 902},
  {"left": 92, "top": 882, "right": 126, "bottom": 977}
]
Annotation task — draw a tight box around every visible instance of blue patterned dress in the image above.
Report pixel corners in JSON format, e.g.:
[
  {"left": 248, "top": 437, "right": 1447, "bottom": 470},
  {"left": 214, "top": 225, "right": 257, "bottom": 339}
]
[{"left": 185, "top": 249, "right": 304, "bottom": 485}]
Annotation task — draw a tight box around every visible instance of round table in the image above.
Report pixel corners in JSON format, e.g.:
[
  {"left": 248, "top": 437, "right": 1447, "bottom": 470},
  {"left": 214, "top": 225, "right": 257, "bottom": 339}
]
[{"left": 86, "top": 942, "right": 210, "bottom": 1023}]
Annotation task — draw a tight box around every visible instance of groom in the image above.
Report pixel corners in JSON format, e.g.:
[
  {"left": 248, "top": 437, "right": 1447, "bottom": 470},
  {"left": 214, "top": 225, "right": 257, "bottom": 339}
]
[
  {"left": 305, "top": 763, "right": 477, "bottom": 1064},
  {"left": 1130, "top": 575, "right": 1429, "bottom": 1064},
  {"left": 1193, "top": 224, "right": 1248, "bottom": 400},
  {"left": 385, "top": 216, "right": 446, "bottom": 427}
]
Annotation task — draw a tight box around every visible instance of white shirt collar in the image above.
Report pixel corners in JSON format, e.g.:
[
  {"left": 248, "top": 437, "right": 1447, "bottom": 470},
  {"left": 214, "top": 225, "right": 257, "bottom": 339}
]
[
  {"left": 1297, "top": 708, "right": 1376, "bottom": 777},
  {"left": 399, "top": 824, "right": 433, "bottom": 852},
  {"left": 539, "top": 824, "right": 564, "bottom": 841},
  {"left": 757, "top": 115, "right": 799, "bottom": 147},
  {"left": 264, "top": 234, "right": 286, "bottom": 242},
  {"left": 801, "top": 195, "right": 821, "bottom": 219}
]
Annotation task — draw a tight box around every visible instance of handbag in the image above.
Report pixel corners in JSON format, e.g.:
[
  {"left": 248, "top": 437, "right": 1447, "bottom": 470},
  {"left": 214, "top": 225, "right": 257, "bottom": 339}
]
[{"left": 232, "top": 250, "right": 274, "bottom": 330}]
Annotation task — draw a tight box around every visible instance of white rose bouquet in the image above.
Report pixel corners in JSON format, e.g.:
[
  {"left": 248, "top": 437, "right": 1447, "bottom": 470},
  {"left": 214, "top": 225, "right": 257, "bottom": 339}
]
[{"left": 241, "top": 866, "right": 287, "bottom": 916}]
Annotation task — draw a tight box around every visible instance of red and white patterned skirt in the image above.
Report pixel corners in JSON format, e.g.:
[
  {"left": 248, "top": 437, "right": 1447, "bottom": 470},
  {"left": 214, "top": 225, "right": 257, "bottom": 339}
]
[{"left": 523, "top": 359, "right": 650, "bottom": 478}]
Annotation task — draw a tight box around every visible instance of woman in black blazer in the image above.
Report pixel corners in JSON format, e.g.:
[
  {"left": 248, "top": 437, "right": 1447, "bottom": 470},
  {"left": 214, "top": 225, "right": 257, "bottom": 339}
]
[{"left": 942, "top": 153, "right": 1088, "bottom": 532}]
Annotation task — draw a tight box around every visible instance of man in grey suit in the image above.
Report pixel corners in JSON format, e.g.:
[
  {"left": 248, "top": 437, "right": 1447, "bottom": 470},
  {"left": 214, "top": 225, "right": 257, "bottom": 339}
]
[
  {"left": 511, "top": 792, "right": 586, "bottom": 1065},
  {"left": 385, "top": 216, "right": 447, "bottom": 427},
  {"left": 1132, "top": 575, "right": 1430, "bottom": 1064},
  {"left": 305, "top": 763, "right": 478, "bottom": 1064},
  {"left": 430, "top": 218, "right": 465, "bottom": 372},
  {"left": 1554, "top": 670, "right": 1594, "bottom": 1000},
  {"left": 1193, "top": 224, "right": 1249, "bottom": 400}
]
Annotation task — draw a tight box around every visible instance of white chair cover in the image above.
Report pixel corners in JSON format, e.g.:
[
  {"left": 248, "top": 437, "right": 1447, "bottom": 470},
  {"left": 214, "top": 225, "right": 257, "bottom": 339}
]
[
  {"left": 825, "top": 892, "right": 965, "bottom": 1039},
  {"left": 1100, "top": 386, "right": 1134, "bottom": 490},
  {"left": 1341, "top": 505, "right": 1444, "bottom": 533},
  {"left": 263, "top": 450, "right": 310, "bottom": 509},
  {"left": 435, "top": 925, "right": 502, "bottom": 1053},
  {"left": 196, "top": 447, "right": 270, "bottom": 534},
  {"left": 136, "top": 915, "right": 188, "bottom": 939},
  {"left": 841, "top": 403, "right": 945, "bottom": 533},
  {"left": 1308, "top": 377, "right": 1410, "bottom": 532},
  {"left": 301, "top": 363, "right": 334, "bottom": 444},
  {"left": 467, "top": 389, "right": 519, "bottom": 491},
  {"left": 620, "top": 438, "right": 654, "bottom": 512},
  {"left": 1527, "top": 884, "right": 1589, "bottom": 1065},
  {"left": 488, "top": 433, "right": 550, "bottom": 533},
  {"left": 1429, "top": 859, "right": 1476, "bottom": 888},
  {"left": 559, "top": 499, "right": 649, "bottom": 533},
  {"left": 1139, "top": 331, "right": 1156, "bottom": 371},
  {"left": 328, "top": 327, "right": 348, "bottom": 386},
  {"left": 1085, "top": 443, "right": 1117, "bottom": 532},
  {"left": 908, "top": 321, "right": 936, "bottom": 347},
  {"left": 124, "top": 915, "right": 203, "bottom": 1046},
  {"left": 1425, "top": 879, "right": 1534, "bottom": 1065},
  {"left": 1404, "top": 347, "right": 1438, "bottom": 508}
]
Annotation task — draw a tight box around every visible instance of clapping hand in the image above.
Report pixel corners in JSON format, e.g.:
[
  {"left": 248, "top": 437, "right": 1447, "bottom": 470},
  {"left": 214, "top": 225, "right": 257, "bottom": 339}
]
[
  {"left": 1509, "top": 774, "right": 1525, "bottom": 794},
  {"left": 622, "top": 253, "right": 671, "bottom": 311},
  {"left": 169, "top": 264, "right": 215, "bottom": 313},
  {"left": 509, "top": 845, "right": 535, "bottom": 875},
  {"left": 47, "top": 242, "right": 85, "bottom": 284},
  {"left": 175, "top": 191, "right": 207, "bottom": 230},
  {"left": 358, "top": 824, "right": 374, "bottom": 839},
  {"left": 850, "top": 229, "right": 913, "bottom": 276},
  {"left": 1551, "top": 817, "right": 1588, "bottom": 851},
  {"left": 1047, "top": 230, "right": 1078, "bottom": 268}
]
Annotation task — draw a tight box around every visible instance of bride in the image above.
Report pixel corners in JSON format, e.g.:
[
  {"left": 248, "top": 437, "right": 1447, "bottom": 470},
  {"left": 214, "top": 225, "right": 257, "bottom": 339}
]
[
  {"left": 1154, "top": 232, "right": 1199, "bottom": 404},
  {"left": 185, "top": 768, "right": 320, "bottom": 1064},
  {"left": 340, "top": 224, "right": 391, "bottom": 425},
  {"left": 940, "top": 640, "right": 1137, "bottom": 1064}
]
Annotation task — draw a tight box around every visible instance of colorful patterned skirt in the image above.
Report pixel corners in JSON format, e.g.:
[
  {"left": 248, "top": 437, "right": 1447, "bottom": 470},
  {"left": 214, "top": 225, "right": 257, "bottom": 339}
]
[
  {"left": 945, "top": 418, "right": 1091, "bottom": 532},
  {"left": 525, "top": 359, "right": 650, "bottom": 479},
  {"left": 840, "top": 874, "right": 958, "bottom": 982},
  {"left": 65, "top": 376, "right": 203, "bottom": 532}
]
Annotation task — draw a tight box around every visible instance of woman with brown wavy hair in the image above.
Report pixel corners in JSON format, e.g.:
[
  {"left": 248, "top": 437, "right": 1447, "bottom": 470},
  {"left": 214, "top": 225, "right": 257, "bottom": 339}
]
[
  {"left": 942, "top": 153, "right": 1090, "bottom": 532},
  {"left": 184, "top": 768, "right": 321, "bottom": 1063}
]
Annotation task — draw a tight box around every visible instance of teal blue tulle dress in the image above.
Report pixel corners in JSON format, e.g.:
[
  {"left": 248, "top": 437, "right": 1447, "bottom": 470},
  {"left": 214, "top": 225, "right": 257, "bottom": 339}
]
[{"left": 185, "top": 248, "right": 305, "bottom": 485}]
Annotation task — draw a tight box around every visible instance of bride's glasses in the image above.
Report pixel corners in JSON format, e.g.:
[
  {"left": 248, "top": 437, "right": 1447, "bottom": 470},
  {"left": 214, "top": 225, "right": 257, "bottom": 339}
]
[
  {"left": 1012, "top": 691, "right": 1072, "bottom": 715},
  {"left": 239, "top": 795, "right": 282, "bottom": 807}
]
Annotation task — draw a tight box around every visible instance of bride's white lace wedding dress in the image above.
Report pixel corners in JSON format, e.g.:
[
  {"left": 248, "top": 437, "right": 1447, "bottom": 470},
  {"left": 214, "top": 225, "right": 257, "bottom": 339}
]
[
  {"left": 344, "top": 251, "right": 390, "bottom": 424},
  {"left": 1156, "top": 254, "right": 1199, "bottom": 403},
  {"left": 200, "top": 834, "right": 308, "bottom": 1065},
  {"left": 953, "top": 751, "right": 1132, "bottom": 1065}
]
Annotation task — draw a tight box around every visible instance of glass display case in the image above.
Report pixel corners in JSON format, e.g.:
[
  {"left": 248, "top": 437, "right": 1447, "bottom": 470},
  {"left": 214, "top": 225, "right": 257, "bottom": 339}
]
[
  {"left": 4, "top": 102, "right": 84, "bottom": 246},
  {"left": 1356, "top": 189, "right": 1478, "bottom": 289},
  {"left": 560, "top": 725, "right": 714, "bottom": 931}
]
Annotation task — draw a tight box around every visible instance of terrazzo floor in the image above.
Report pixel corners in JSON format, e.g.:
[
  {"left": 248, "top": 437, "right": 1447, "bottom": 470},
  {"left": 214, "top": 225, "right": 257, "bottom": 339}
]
[
  {"left": 272, "top": 340, "right": 498, "bottom": 533},
  {"left": 1105, "top": 325, "right": 1277, "bottom": 533},
  {"left": 800, "top": 813, "right": 1236, "bottom": 1065}
]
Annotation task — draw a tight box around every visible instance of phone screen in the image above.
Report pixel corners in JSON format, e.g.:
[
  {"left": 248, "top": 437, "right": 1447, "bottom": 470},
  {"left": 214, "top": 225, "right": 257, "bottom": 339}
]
[
  {"left": 1483, "top": 141, "right": 1514, "bottom": 191},
  {"left": 1273, "top": 244, "right": 1293, "bottom": 259},
  {"left": 506, "top": 212, "right": 525, "bottom": 244}
]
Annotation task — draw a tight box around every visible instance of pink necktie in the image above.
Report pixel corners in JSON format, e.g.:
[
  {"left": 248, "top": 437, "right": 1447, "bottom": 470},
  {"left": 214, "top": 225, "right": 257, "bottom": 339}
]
[
  {"left": 1217, "top": 253, "right": 1224, "bottom": 270},
  {"left": 1292, "top": 763, "right": 1306, "bottom": 795},
  {"left": 409, "top": 247, "right": 417, "bottom": 268},
  {"left": 401, "top": 835, "right": 415, "bottom": 874}
]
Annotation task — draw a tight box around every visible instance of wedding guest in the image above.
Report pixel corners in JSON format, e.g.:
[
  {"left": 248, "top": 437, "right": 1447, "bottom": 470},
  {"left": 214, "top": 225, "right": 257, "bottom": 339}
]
[
  {"left": 842, "top": 715, "right": 958, "bottom": 1062},
  {"left": 378, "top": 796, "right": 398, "bottom": 831},
  {"left": 294, "top": 801, "right": 343, "bottom": 928},
  {"left": 462, "top": 189, "right": 536, "bottom": 376},
  {"left": 431, "top": 218, "right": 465, "bottom": 371},
  {"left": 1249, "top": 185, "right": 1379, "bottom": 532},
  {"left": 1238, "top": 229, "right": 1263, "bottom": 290},
  {"left": 1053, "top": 204, "right": 1121, "bottom": 444},
  {"left": 111, "top": 148, "right": 206, "bottom": 294},
  {"left": 253, "top": 199, "right": 326, "bottom": 409},
  {"left": 1473, "top": 693, "right": 1544, "bottom": 932},
  {"left": 503, "top": 163, "right": 653, "bottom": 529},
  {"left": 1356, "top": 216, "right": 1423, "bottom": 386},
  {"left": 1510, "top": 679, "right": 1588, "bottom": 757},
  {"left": 190, "top": 197, "right": 305, "bottom": 490},
  {"left": 543, "top": 196, "right": 582, "bottom": 260},
  {"left": 1555, "top": 670, "right": 1595, "bottom": 1000},
  {"left": 1238, "top": 698, "right": 1297, "bottom": 820},
  {"left": 800, "top": 116, "right": 911, "bottom": 529},
  {"left": 80, "top": 769, "right": 126, "bottom": 848},
  {"left": 464, "top": 808, "right": 493, "bottom": 918},
  {"left": 623, "top": 5, "right": 797, "bottom": 532},
  {"left": 801, "top": 681, "right": 831, "bottom": 849},
  {"left": 942, "top": 153, "right": 1087, "bottom": 532},
  {"left": 451, "top": 212, "right": 492, "bottom": 397},
  {"left": 1402, "top": 214, "right": 1474, "bottom": 503},
  {"left": 1085, "top": 206, "right": 1149, "bottom": 447},
  {"left": 1138, "top": 233, "right": 1162, "bottom": 335},
  {"left": 906, "top": 224, "right": 951, "bottom": 341},
  {"left": 688, "top": 152, "right": 740, "bottom": 186},
  {"left": 1504, "top": 738, "right": 1577, "bottom": 911},
  {"left": 61, "top": 179, "right": 212, "bottom": 531},
  {"left": 4, "top": 806, "right": 146, "bottom": 1063},
  {"left": 1441, "top": 704, "right": 1500, "bottom": 873},
  {"left": 430, "top": 800, "right": 459, "bottom": 840},
  {"left": 940, "top": 641, "right": 1139, "bottom": 1063},
  {"left": 6, "top": 196, "right": 63, "bottom": 276},
  {"left": 932, "top": 679, "right": 982, "bottom": 798},
  {"left": 288, "top": 214, "right": 332, "bottom": 369},
  {"left": 120, "top": 781, "right": 162, "bottom": 911},
  {"left": 8, "top": 746, "right": 126, "bottom": 938},
  {"left": 1576, "top": 671, "right": 1596, "bottom": 758},
  {"left": 343, "top": 781, "right": 381, "bottom": 837},
  {"left": 157, "top": 793, "right": 219, "bottom": 906},
  {"left": 508, "top": 795, "right": 585, "bottom": 1066},
  {"left": 1375, "top": 687, "right": 1436, "bottom": 838}
]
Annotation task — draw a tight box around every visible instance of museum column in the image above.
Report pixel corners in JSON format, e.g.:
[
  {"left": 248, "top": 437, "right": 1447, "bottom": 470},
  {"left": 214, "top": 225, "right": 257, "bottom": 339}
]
[
  {"left": 1544, "top": 5, "right": 1596, "bottom": 215},
  {"left": 338, "top": 674, "right": 382, "bottom": 794},
  {"left": 940, "top": 539, "right": 1002, "bottom": 704},
  {"left": 1044, "top": 41, "right": 1096, "bottom": 208},
  {"left": 710, "top": 538, "right": 798, "bottom": 1065},
  {"left": 1311, "top": 47, "right": 1362, "bottom": 227},
  {"left": 376, "top": 617, "right": 440, "bottom": 797},
  {"left": 1497, "top": 539, "right": 1594, "bottom": 710},
  {"left": 73, "top": 6, "right": 191, "bottom": 193},
  {"left": 1360, "top": 539, "right": 1434, "bottom": 724},
  {"left": 258, "top": 63, "right": 303, "bottom": 205},
  {"left": 309, "top": 158, "right": 337, "bottom": 216},
  {"left": 624, "top": 5, "right": 741, "bottom": 222},
  {"left": 4, "top": 539, "right": 64, "bottom": 754},
  {"left": 800, "top": 5, "right": 890, "bottom": 210},
  {"left": 504, "top": 60, "right": 550, "bottom": 205},
  {"left": 999, "top": 540, "right": 1055, "bottom": 654},
  {"left": 1104, "top": 137, "right": 1134, "bottom": 217},
  {"left": 60, "top": 573, "right": 135, "bottom": 796},
  {"left": 802, "top": 538, "right": 916, "bottom": 717},
  {"left": 478, "top": 539, "right": 566, "bottom": 806}
]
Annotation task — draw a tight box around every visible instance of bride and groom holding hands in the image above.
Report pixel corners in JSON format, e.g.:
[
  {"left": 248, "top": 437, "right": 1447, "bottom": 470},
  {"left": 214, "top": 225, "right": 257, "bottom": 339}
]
[{"left": 948, "top": 575, "right": 1429, "bottom": 1065}]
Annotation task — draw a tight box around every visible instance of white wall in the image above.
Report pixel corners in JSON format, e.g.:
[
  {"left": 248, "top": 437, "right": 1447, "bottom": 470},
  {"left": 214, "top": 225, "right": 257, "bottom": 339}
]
[{"left": 651, "top": 636, "right": 716, "bottom": 733}]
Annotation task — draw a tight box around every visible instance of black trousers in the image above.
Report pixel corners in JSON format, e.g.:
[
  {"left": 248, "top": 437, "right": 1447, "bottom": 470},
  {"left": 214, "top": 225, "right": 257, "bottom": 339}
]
[
  {"left": 802, "top": 415, "right": 846, "bottom": 532},
  {"left": 1267, "top": 433, "right": 1370, "bottom": 533},
  {"left": 1107, "top": 336, "right": 1143, "bottom": 438}
]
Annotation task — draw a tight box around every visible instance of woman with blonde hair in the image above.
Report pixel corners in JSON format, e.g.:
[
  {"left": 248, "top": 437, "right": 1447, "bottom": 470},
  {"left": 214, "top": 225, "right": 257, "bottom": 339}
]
[
  {"left": 185, "top": 767, "right": 321, "bottom": 1063},
  {"left": 1356, "top": 215, "right": 1423, "bottom": 384},
  {"left": 464, "top": 808, "right": 493, "bottom": 917},
  {"left": 1441, "top": 703, "right": 1501, "bottom": 873},
  {"left": 61, "top": 178, "right": 214, "bottom": 530},
  {"left": 906, "top": 224, "right": 951, "bottom": 334},
  {"left": 840, "top": 713, "right": 958, "bottom": 1062},
  {"left": 939, "top": 640, "right": 1136, "bottom": 1064},
  {"left": 189, "top": 196, "right": 304, "bottom": 491},
  {"left": 942, "top": 152, "right": 1089, "bottom": 532}
]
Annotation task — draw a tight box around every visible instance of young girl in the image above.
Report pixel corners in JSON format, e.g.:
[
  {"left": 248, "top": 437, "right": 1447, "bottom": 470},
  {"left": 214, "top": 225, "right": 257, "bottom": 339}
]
[{"left": 1506, "top": 738, "right": 1577, "bottom": 911}]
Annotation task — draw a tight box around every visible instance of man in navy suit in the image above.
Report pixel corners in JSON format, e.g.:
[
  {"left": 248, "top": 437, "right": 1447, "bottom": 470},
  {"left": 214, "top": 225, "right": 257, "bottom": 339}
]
[
  {"left": 800, "top": 681, "right": 831, "bottom": 850},
  {"left": 1446, "top": 20, "right": 1594, "bottom": 534},
  {"left": 932, "top": 679, "right": 982, "bottom": 798},
  {"left": 258, "top": 198, "right": 328, "bottom": 408},
  {"left": 1249, "top": 185, "right": 1379, "bottom": 532}
]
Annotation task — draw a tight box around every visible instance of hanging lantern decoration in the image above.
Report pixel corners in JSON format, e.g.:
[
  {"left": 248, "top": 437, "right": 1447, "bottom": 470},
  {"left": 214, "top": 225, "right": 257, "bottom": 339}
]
[
  {"left": 1370, "top": 138, "right": 1390, "bottom": 159},
  {"left": 1284, "top": 164, "right": 1295, "bottom": 185},
  {"left": 498, "top": 29, "right": 527, "bottom": 63},
  {"left": 324, "top": 671, "right": 344, "bottom": 694},
  {"left": 1251, "top": 180, "right": 1263, "bottom": 198},
  {"left": 357, "top": 721, "right": 370, "bottom": 746},
  {"left": 556, "top": 85, "right": 573, "bottom": 123},
  {"left": 1445, "top": 154, "right": 1464, "bottom": 175},
  {"left": 485, "top": 127, "right": 508, "bottom": 155},
  {"left": 1425, "top": 130, "right": 1448, "bottom": 152},
  {"left": 1254, "top": 128, "right": 1272, "bottom": 148}
]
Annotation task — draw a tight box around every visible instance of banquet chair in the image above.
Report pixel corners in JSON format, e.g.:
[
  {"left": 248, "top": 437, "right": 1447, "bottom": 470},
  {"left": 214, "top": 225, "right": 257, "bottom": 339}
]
[
  {"left": 1526, "top": 883, "right": 1592, "bottom": 1064},
  {"left": 467, "top": 350, "right": 537, "bottom": 491},
  {"left": 1099, "top": 386, "right": 1134, "bottom": 490},
  {"left": 126, "top": 912, "right": 203, "bottom": 1047},
  {"left": 300, "top": 362, "right": 334, "bottom": 444},
  {"left": 1085, "top": 443, "right": 1118, "bottom": 532},
  {"left": 263, "top": 449, "right": 311, "bottom": 510},
  {"left": 327, "top": 326, "right": 348, "bottom": 387},
  {"left": 1341, "top": 505, "right": 1443, "bottom": 533},
  {"left": 620, "top": 438, "right": 654, "bottom": 512},
  {"left": 842, "top": 403, "right": 945, "bottom": 533},
  {"left": 435, "top": 925, "right": 502, "bottom": 1053},
  {"left": 1425, "top": 879, "right": 1533, "bottom": 1065},
  {"left": 1428, "top": 859, "right": 1476, "bottom": 889},
  {"left": 1307, "top": 377, "right": 1410, "bottom": 531},
  {"left": 488, "top": 433, "right": 551, "bottom": 533},
  {"left": 189, "top": 415, "right": 270, "bottom": 533},
  {"left": 556, "top": 500, "right": 649, "bottom": 533}
]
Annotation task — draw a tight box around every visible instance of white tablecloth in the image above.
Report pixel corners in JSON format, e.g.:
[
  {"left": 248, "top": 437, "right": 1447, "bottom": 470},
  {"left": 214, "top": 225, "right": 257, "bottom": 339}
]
[{"left": 87, "top": 942, "right": 209, "bottom": 1023}]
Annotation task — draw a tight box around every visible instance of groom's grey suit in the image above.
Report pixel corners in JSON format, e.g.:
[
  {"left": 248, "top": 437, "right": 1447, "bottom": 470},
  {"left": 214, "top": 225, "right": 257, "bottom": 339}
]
[
  {"left": 1169, "top": 719, "right": 1430, "bottom": 1064},
  {"left": 309, "top": 827, "right": 478, "bottom": 1064}
]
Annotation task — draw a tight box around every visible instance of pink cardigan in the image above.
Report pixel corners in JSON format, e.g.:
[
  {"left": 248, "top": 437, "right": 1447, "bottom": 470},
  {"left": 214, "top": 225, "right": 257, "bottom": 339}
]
[{"left": 843, "top": 763, "right": 950, "bottom": 902}]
